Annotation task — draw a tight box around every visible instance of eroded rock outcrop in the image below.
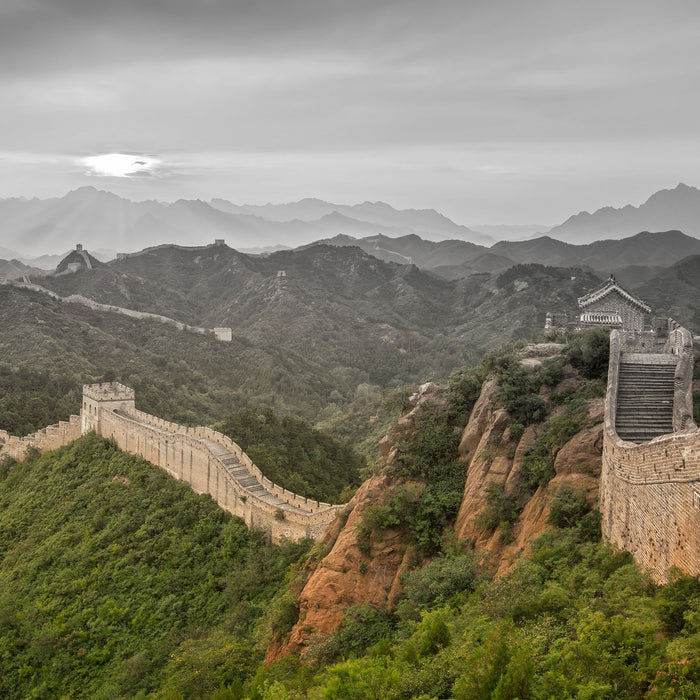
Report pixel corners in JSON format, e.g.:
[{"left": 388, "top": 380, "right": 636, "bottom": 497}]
[
  {"left": 266, "top": 473, "right": 416, "bottom": 661},
  {"left": 455, "top": 377, "right": 603, "bottom": 576},
  {"left": 266, "top": 387, "right": 439, "bottom": 661},
  {"left": 266, "top": 349, "right": 605, "bottom": 660}
]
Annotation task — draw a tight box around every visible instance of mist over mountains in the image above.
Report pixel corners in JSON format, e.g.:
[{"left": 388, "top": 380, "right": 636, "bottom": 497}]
[
  {"left": 548, "top": 183, "right": 700, "bottom": 243},
  {"left": 2, "top": 183, "right": 699, "bottom": 263}
]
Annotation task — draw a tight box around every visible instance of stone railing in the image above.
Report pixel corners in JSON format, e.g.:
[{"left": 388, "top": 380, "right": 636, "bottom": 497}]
[{"left": 664, "top": 322, "right": 696, "bottom": 432}]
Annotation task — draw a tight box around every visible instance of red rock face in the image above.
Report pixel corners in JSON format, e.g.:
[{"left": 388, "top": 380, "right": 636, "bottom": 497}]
[
  {"left": 266, "top": 473, "right": 415, "bottom": 661},
  {"left": 267, "top": 370, "right": 605, "bottom": 660}
]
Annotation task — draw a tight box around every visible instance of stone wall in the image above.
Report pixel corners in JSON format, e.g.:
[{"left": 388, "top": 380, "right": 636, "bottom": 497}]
[
  {"left": 0, "top": 415, "right": 82, "bottom": 461},
  {"left": 600, "top": 326, "right": 700, "bottom": 582},
  {"left": 0, "top": 382, "right": 342, "bottom": 542},
  {"left": 97, "top": 406, "right": 341, "bottom": 542}
]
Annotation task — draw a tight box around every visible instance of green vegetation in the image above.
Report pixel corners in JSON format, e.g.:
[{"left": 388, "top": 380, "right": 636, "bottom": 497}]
[
  {"left": 2, "top": 303, "right": 699, "bottom": 698},
  {"left": 355, "top": 397, "right": 466, "bottom": 556},
  {"left": 6, "top": 432, "right": 700, "bottom": 700},
  {"left": 519, "top": 399, "right": 590, "bottom": 494},
  {"left": 0, "top": 364, "right": 80, "bottom": 435},
  {"left": 566, "top": 328, "right": 611, "bottom": 380},
  {"left": 476, "top": 482, "right": 521, "bottom": 541},
  {"left": 250, "top": 527, "right": 700, "bottom": 699},
  {"left": 0, "top": 435, "right": 312, "bottom": 699},
  {"left": 213, "top": 408, "right": 364, "bottom": 503}
]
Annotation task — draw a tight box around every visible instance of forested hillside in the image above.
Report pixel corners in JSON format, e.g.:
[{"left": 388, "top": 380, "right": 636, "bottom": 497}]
[
  {"left": 2, "top": 335, "right": 699, "bottom": 698},
  {"left": 1, "top": 248, "right": 612, "bottom": 450},
  {"left": 0, "top": 434, "right": 312, "bottom": 698}
]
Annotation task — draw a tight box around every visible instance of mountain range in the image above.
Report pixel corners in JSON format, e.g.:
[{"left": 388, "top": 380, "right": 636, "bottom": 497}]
[
  {"left": 0, "top": 187, "right": 492, "bottom": 260},
  {"left": 548, "top": 183, "right": 700, "bottom": 243},
  {"left": 312, "top": 229, "right": 700, "bottom": 281},
  {"left": 2, "top": 183, "right": 700, "bottom": 262}
]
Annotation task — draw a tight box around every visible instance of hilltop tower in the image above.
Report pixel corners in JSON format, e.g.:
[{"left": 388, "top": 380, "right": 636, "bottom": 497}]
[{"left": 82, "top": 382, "right": 135, "bottom": 433}]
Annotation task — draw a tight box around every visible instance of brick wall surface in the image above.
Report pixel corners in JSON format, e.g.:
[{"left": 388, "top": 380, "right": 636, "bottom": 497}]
[
  {"left": 601, "top": 326, "right": 700, "bottom": 583},
  {"left": 0, "top": 415, "right": 82, "bottom": 461},
  {"left": 0, "top": 384, "right": 342, "bottom": 542}
]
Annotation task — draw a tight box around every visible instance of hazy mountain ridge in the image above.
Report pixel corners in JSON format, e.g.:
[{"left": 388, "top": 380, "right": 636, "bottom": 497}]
[
  {"left": 548, "top": 183, "right": 700, "bottom": 243},
  {"left": 2, "top": 183, "right": 700, "bottom": 264},
  {"left": 0, "top": 187, "right": 492, "bottom": 259},
  {"left": 35, "top": 242, "right": 608, "bottom": 340},
  {"left": 308, "top": 229, "right": 700, "bottom": 281}
]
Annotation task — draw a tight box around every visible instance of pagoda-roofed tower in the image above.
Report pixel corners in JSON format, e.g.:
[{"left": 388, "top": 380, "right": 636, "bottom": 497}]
[{"left": 577, "top": 274, "right": 651, "bottom": 332}]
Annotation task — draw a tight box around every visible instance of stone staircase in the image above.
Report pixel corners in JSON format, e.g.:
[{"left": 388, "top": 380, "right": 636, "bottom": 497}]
[
  {"left": 200, "top": 438, "right": 289, "bottom": 508},
  {"left": 615, "top": 353, "right": 676, "bottom": 443}
]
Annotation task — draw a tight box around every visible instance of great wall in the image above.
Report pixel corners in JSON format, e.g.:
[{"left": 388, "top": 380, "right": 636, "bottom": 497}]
[
  {"left": 600, "top": 319, "right": 699, "bottom": 582},
  {"left": 0, "top": 382, "right": 343, "bottom": 543},
  {"left": 1, "top": 275, "right": 698, "bottom": 580}
]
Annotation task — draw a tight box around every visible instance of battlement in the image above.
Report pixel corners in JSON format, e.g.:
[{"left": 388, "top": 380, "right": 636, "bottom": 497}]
[{"left": 83, "top": 382, "right": 135, "bottom": 402}]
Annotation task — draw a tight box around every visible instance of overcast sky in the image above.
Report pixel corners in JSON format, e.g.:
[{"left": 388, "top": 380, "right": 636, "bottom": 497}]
[{"left": 1, "top": 0, "right": 699, "bottom": 225}]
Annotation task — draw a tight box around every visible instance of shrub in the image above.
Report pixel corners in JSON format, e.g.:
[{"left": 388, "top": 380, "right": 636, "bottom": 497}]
[
  {"left": 657, "top": 573, "right": 700, "bottom": 634},
  {"left": 398, "top": 553, "right": 480, "bottom": 618},
  {"left": 391, "top": 401, "right": 460, "bottom": 480},
  {"left": 477, "top": 482, "right": 521, "bottom": 533},
  {"left": 520, "top": 406, "right": 588, "bottom": 494},
  {"left": 507, "top": 422, "right": 525, "bottom": 442},
  {"left": 306, "top": 604, "right": 396, "bottom": 664},
  {"left": 447, "top": 366, "right": 486, "bottom": 425},
  {"left": 566, "top": 328, "right": 610, "bottom": 380},
  {"left": 416, "top": 612, "right": 451, "bottom": 657},
  {"left": 548, "top": 484, "right": 591, "bottom": 528}
]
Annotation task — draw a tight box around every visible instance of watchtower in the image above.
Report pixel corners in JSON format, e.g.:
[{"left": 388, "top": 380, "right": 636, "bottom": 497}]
[
  {"left": 82, "top": 382, "right": 135, "bottom": 433},
  {"left": 577, "top": 275, "right": 651, "bottom": 332}
]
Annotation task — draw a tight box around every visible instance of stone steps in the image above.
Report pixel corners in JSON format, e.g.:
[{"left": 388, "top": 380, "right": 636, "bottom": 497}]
[
  {"left": 615, "top": 356, "right": 676, "bottom": 443},
  {"left": 199, "top": 438, "right": 289, "bottom": 508}
]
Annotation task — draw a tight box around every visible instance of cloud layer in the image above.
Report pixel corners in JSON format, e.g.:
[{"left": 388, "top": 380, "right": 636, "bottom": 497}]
[{"left": 1, "top": 0, "right": 699, "bottom": 223}]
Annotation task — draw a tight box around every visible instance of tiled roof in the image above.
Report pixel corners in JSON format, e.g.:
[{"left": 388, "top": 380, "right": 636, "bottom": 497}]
[
  {"left": 577, "top": 275, "right": 651, "bottom": 313},
  {"left": 580, "top": 312, "right": 622, "bottom": 325}
]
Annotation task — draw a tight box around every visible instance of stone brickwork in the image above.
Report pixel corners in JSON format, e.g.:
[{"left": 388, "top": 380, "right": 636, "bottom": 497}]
[
  {"left": 96, "top": 405, "right": 341, "bottom": 542},
  {"left": 0, "top": 383, "right": 342, "bottom": 542},
  {"left": 0, "top": 415, "right": 82, "bottom": 461},
  {"left": 600, "top": 324, "right": 700, "bottom": 582},
  {"left": 578, "top": 275, "right": 650, "bottom": 332}
]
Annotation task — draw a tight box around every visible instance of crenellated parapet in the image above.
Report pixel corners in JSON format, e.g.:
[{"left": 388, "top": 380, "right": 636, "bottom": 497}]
[
  {"left": 83, "top": 382, "right": 136, "bottom": 402},
  {"left": 79, "top": 383, "right": 342, "bottom": 542},
  {"left": 82, "top": 382, "right": 135, "bottom": 434},
  {"left": 0, "top": 415, "right": 82, "bottom": 462}
]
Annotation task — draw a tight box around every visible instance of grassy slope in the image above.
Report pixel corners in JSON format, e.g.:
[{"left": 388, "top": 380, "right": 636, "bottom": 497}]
[{"left": 0, "top": 434, "right": 311, "bottom": 699}]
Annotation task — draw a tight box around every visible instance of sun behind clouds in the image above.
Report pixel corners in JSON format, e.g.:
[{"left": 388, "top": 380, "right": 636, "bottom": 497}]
[{"left": 81, "top": 152, "right": 160, "bottom": 178}]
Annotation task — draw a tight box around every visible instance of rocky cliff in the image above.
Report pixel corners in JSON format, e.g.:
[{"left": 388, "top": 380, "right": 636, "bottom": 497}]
[{"left": 267, "top": 344, "right": 605, "bottom": 661}]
